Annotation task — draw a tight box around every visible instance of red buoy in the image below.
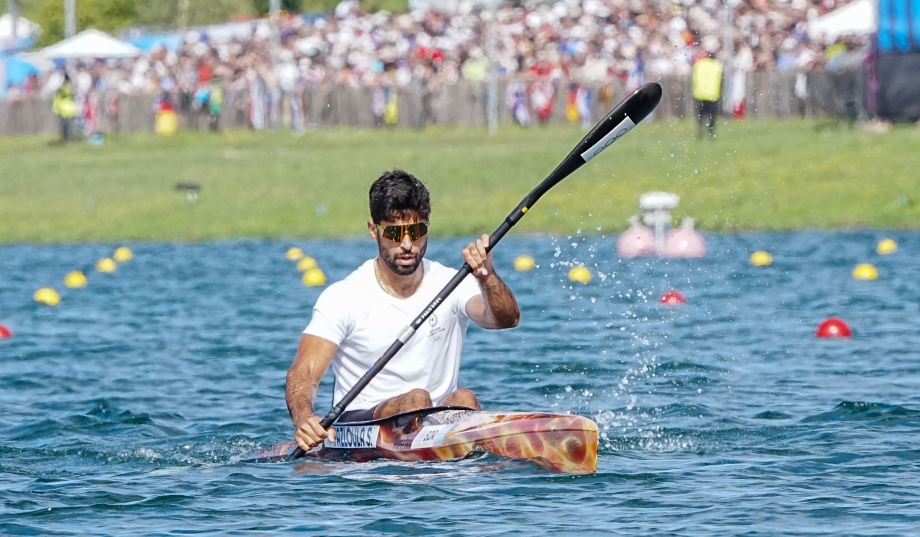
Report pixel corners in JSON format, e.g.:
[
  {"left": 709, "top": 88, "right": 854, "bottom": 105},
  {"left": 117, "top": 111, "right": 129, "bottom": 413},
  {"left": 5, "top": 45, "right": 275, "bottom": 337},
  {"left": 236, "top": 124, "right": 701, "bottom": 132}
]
[
  {"left": 816, "top": 317, "right": 852, "bottom": 339},
  {"left": 659, "top": 290, "right": 687, "bottom": 305},
  {"left": 0, "top": 324, "right": 11, "bottom": 340}
]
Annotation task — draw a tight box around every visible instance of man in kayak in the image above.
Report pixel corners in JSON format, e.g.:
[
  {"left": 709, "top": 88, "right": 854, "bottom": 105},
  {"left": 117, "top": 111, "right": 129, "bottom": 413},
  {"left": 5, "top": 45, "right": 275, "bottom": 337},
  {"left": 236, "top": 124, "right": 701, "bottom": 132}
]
[{"left": 286, "top": 170, "right": 521, "bottom": 452}]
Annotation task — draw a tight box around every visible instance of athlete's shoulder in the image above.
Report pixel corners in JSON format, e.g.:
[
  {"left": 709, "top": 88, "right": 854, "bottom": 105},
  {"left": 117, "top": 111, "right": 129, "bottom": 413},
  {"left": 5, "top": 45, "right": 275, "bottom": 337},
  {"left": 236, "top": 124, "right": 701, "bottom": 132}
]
[
  {"left": 423, "top": 259, "right": 480, "bottom": 302},
  {"left": 318, "top": 259, "right": 375, "bottom": 300},
  {"left": 424, "top": 259, "right": 455, "bottom": 277}
]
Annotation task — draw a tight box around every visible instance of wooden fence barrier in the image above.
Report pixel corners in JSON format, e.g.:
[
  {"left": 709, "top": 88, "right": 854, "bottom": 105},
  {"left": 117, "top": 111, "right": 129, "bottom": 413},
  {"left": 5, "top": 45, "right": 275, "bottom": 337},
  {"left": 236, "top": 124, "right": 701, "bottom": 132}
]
[{"left": 0, "top": 67, "right": 868, "bottom": 137}]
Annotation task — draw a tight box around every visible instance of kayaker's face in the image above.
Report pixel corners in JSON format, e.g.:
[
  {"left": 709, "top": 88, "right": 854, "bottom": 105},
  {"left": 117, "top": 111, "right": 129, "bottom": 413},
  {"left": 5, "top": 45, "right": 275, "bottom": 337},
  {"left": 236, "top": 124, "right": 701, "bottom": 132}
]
[{"left": 369, "top": 213, "right": 428, "bottom": 276}]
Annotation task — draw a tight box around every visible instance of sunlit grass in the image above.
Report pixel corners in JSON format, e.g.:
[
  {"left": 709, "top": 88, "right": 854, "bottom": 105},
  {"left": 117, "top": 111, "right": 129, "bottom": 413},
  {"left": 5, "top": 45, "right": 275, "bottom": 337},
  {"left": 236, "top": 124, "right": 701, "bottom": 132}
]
[{"left": 1, "top": 118, "right": 918, "bottom": 243}]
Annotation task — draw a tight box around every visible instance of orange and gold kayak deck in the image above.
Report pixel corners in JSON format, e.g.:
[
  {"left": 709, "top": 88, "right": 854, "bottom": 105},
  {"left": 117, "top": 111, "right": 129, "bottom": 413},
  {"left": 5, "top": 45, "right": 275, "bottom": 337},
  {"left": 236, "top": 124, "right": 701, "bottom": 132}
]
[{"left": 240, "top": 406, "right": 598, "bottom": 474}]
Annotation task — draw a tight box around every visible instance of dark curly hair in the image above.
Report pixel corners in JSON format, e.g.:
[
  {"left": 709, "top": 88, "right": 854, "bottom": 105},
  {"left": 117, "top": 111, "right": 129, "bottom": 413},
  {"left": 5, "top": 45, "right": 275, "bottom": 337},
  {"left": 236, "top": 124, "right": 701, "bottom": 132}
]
[{"left": 369, "top": 170, "right": 431, "bottom": 224}]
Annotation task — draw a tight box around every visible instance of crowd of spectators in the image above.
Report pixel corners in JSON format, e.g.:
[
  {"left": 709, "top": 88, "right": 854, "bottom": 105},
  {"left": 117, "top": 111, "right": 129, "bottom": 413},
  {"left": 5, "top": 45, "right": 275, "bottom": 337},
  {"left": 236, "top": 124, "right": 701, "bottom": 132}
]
[{"left": 5, "top": 0, "right": 869, "bottom": 130}]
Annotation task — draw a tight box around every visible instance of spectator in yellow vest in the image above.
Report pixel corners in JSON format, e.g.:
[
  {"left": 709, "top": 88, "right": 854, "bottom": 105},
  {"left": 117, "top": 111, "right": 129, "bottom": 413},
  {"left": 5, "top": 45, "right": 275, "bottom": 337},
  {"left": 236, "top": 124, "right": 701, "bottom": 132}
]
[
  {"left": 692, "top": 53, "right": 723, "bottom": 138},
  {"left": 461, "top": 48, "right": 489, "bottom": 82},
  {"left": 52, "top": 73, "right": 78, "bottom": 142}
]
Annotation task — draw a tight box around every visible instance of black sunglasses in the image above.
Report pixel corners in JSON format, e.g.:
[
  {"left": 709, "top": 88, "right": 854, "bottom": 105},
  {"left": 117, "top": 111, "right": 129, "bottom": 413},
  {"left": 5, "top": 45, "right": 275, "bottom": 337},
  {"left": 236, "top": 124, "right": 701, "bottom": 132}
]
[{"left": 376, "top": 222, "right": 430, "bottom": 242}]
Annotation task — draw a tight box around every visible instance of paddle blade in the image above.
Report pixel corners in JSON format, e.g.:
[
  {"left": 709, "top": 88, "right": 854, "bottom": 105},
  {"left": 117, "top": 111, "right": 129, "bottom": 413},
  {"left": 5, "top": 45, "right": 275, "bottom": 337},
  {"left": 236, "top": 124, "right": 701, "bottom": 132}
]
[
  {"left": 522, "top": 82, "right": 662, "bottom": 207},
  {"left": 234, "top": 441, "right": 302, "bottom": 463},
  {"left": 577, "top": 82, "right": 661, "bottom": 163}
]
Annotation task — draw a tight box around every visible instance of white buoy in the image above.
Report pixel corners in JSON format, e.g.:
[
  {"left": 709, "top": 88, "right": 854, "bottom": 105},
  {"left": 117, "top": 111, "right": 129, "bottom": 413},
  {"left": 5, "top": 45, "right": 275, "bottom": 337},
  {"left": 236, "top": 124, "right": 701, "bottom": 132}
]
[
  {"left": 664, "top": 218, "right": 706, "bottom": 258},
  {"left": 616, "top": 216, "right": 656, "bottom": 258}
]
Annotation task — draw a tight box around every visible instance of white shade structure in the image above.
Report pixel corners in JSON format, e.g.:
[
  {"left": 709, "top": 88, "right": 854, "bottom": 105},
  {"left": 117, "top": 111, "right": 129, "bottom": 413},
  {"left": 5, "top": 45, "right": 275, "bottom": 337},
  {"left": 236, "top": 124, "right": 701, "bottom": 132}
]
[
  {"left": 0, "top": 13, "right": 41, "bottom": 40},
  {"left": 807, "top": 0, "right": 878, "bottom": 42},
  {"left": 40, "top": 28, "right": 141, "bottom": 59}
]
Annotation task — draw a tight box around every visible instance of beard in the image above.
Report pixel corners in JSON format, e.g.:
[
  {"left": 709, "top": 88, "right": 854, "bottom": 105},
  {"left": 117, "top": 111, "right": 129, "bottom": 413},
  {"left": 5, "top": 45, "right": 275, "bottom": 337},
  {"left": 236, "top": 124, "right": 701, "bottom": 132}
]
[{"left": 378, "top": 240, "right": 426, "bottom": 276}]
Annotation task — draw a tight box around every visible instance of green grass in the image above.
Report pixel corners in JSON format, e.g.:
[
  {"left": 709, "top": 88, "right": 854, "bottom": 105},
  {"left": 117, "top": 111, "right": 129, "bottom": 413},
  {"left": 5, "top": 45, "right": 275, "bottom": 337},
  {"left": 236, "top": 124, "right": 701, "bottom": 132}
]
[{"left": 1, "top": 119, "right": 919, "bottom": 243}]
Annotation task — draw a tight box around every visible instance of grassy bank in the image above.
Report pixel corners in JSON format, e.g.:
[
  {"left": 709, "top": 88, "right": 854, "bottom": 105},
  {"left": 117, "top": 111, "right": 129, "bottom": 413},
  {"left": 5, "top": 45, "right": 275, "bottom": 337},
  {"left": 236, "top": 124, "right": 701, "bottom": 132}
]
[{"left": 1, "top": 119, "right": 919, "bottom": 243}]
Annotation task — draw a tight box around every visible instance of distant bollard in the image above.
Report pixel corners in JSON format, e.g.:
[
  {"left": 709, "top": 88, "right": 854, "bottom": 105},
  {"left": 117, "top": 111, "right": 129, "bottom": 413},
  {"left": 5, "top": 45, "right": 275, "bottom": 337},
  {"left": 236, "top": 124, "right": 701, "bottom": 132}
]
[{"left": 175, "top": 183, "right": 201, "bottom": 204}]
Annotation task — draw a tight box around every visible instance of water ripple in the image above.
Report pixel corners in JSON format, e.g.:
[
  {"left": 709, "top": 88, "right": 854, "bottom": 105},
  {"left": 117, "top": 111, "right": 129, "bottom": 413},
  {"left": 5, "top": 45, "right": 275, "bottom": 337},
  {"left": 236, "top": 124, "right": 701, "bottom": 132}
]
[{"left": 1, "top": 233, "right": 920, "bottom": 534}]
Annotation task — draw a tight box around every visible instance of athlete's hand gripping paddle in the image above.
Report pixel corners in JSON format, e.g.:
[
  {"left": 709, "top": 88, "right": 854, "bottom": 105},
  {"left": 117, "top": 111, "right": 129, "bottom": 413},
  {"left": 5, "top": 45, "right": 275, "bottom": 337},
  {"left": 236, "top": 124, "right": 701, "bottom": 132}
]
[{"left": 287, "top": 82, "right": 662, "bottom": 460}]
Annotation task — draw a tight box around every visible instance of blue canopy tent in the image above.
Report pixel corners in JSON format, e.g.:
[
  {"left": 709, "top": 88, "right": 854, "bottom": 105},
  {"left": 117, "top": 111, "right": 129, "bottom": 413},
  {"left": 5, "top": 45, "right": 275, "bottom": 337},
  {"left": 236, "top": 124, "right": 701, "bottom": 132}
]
[
  {"left": 126, "top": 33, "right": 183, "bottom": 52},
  {"left": 0, "top": 55, "right": 38, "bottom": 98},
  {"left": 876, "top": 0, "right": 920, "bottom": 121}
]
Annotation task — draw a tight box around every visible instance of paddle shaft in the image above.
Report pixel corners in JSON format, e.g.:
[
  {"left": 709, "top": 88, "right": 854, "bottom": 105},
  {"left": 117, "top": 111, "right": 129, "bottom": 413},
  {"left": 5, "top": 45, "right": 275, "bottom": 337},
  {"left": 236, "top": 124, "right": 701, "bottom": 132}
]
[{"left": 288, "top": 82, "right": 663, "bottom": 460}]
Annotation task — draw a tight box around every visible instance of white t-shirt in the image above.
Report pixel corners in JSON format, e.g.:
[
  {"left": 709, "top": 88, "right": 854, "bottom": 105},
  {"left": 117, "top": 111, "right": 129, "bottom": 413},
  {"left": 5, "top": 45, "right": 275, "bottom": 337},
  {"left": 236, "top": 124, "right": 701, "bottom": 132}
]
[{"left": 304, "top": 258, "right": 482, "bottom": 412}]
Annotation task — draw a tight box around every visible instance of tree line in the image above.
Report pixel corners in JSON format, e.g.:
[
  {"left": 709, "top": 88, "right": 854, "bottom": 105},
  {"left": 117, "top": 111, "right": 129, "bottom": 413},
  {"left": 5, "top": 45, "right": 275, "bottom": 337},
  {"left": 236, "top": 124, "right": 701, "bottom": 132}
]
[{"left": 18, "top": 0, "right": 311, "bottom": 46}]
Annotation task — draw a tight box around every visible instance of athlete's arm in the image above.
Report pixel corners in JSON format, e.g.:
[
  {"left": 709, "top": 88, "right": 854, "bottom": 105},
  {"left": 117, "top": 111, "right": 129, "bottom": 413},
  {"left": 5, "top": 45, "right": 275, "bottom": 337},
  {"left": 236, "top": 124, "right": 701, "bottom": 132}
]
[
  {"left": 462, "top": 234, "right": 520, "bottom": 330},
  {"left": 286, "top": 334, "right": 338, "bottom": 451}
]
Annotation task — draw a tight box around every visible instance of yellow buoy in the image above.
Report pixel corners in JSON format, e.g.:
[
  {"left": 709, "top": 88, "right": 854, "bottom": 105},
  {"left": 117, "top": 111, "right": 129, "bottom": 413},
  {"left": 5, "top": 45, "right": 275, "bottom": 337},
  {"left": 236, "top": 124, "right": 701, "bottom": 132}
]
[
  {"left": 34, "top": 287, "right": 61, "bottom": 306},
  {"left": 64, "top": 270, "right": 88, "bottom": 288},
  {"left": 113, "top": 246, "right": 133, "bottom": 262},
  {"left": 513, "top": 255, "right": 536, "bottom": 272},
  {"left": 876, "top": 238, "right": 897, "bottom": 255},
  {"left": 302, "top": 268, "right": 327, "bottom": 287},
  {"left": 750, "top": 250, "right": 773, "bottom": 267},
  {"left": 96, "top": 258, "right": 117, "bottom": 273},
  {"left": 568, "top": 265, "right": 592, "bottom": 284},
  {"left": 853, "top": 263, "right": 878, "bottom": 280},
  {"left": 285, "top": 247, "right": 305, "bottom": 261},
  {"left": 296, "top": 256, "right": 318, "bottom": 272}
]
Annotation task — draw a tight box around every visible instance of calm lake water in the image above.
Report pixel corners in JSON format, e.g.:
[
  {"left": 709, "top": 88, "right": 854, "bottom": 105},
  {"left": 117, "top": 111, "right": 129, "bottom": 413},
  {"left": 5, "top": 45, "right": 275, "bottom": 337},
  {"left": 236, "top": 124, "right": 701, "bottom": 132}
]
[{"left": 2, "top": 232, "right": 919, "bottom": 535}]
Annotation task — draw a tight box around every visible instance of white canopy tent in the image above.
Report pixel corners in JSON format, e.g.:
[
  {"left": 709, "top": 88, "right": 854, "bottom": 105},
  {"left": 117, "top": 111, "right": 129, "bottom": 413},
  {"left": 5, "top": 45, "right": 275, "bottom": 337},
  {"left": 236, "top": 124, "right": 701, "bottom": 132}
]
[
  {"left": 0, "top": 13, "right": 41, "bottom": 40},
  {"left": 40, "top": 28, "right": 141, "bottom": 59},
  {"left": 807, "top": 0, "right": 878, "bottom": 42},
  {"left": 409, "top": 0, "right": 499, "bottom": 14}
]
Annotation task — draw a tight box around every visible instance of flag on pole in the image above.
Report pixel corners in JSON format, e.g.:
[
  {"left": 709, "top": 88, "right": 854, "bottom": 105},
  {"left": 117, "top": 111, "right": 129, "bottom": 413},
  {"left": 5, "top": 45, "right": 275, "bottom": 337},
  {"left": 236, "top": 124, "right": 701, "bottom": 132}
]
[
  {"left": 575, "top": 85, "right": 592, "bottom": 128},
  {"left": 529, "top": 80, "right": 555, "bottom": 123},
  {"left": 506, "top": 81, "right": 530, "bottom": 126}
]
